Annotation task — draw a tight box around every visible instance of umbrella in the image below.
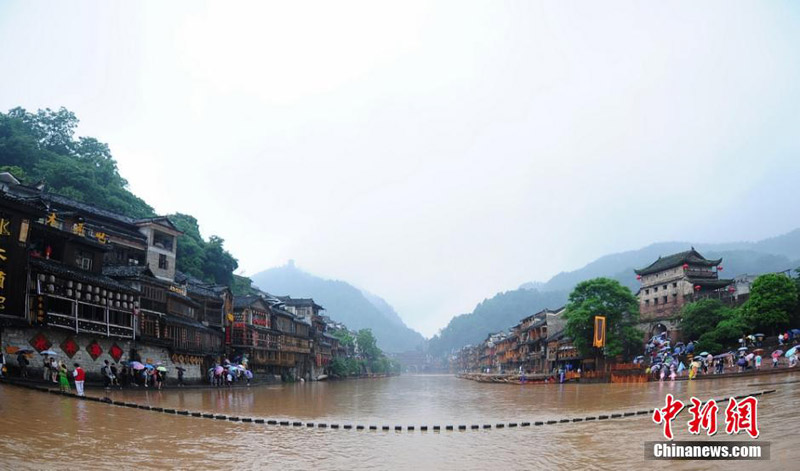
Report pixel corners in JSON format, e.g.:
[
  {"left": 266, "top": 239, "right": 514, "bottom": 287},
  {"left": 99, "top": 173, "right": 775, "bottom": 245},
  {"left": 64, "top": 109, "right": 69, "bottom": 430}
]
[
  {"left": 738, "top": 347, "right": 748, "bottom": 352},
  {"left": 145, "top": 364, "right": 154, "bottom": 369},
  {"left": 745, "top": 353, "right": 754, "bottom": 361},
  {"left": 675, "top": 342, "right": 685, "bottom": 347},
  {"left": 40, "top": 350, "right": 58, "bottom": 356},
  {"left": 785, "top": 346, "right": 798, "bottom": 358},
  {"left": 677, "top": 362, "right": 686, "bottom": 372},
  {"left": 753, "top": 348, "right": 765, "bottom": 355},
  {"left": 176, "top": 366, "right": 186, "bottom": 371},
  {"left": 772, "top": 349, "right": 784, "bottom": 357},
  {"left": 244, "top": 370, "right": 253, "bottom": 379},
  {"left": 156, "top": 366, "right": 167, "bottom": 372},
  {"left": 16, "top": 348, "right": 34, "bottom": 354},
  {"left": 698, "top": 352, "right": 710, "bottom": 357},
  {"left": 790, "top": 329, "right": 800, "bottom": 335},
  {"left": 214, "top": 366, "right": 224, "bottom": 374},
  {"left": 130, "top": 361, "right": 145, "bottom": 370}
]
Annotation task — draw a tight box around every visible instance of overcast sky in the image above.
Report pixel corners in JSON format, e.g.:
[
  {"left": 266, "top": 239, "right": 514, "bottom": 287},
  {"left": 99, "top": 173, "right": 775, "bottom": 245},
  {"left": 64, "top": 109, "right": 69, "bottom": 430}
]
[{"left": 2, "top": 1, "right": 799, "bottom": 337}]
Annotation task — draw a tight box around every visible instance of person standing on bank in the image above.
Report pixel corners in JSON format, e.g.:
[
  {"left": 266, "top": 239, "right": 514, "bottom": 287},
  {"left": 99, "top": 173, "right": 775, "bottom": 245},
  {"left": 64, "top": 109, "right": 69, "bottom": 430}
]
[
  {"left": 0, "top": 351, "right": 5, "bottom": 378},
  {"left": 72, "top": 363, "right": 85, "bottom": 396},
  {"left": 17, "top": 352, "right": 29, "bottom": 378},
  {"left": 101, "top": 360, "right": 113, "bottom": 390},
  {"left": 58, "top": 362, "right": 70, "bottom": 393}
]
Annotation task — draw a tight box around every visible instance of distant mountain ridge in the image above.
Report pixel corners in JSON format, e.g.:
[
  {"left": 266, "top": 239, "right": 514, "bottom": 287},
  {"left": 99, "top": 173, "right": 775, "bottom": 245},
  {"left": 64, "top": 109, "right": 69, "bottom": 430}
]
[
  {"left": 533, "top": 229, "right": 800, "bottom": 293},
  {"left": 250, "top": 262, "right": 425, "bottom": 353},
  {"left": 432, "top": 228, "right": 800, "bottom": 356}
]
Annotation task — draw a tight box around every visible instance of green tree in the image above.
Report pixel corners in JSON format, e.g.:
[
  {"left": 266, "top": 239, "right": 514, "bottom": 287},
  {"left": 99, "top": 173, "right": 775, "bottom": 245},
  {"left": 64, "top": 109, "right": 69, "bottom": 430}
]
[
  {"left": 169, "top": 213, "right": 239, "bottom": 286},
  {"left": 694, "top": 309, "right": 749, "bottom": 354},
  {"left": 564, "top": 277, "right": 642, "bottom": 360},
  {"left": 679, "top": 299, "right": 735, "bottom": 342},
  {"left": 740, "top": 273, "right": 799, "bottom": 335},
  {"left": 356, "top": 328, "right": 380, "bottom": 360}
]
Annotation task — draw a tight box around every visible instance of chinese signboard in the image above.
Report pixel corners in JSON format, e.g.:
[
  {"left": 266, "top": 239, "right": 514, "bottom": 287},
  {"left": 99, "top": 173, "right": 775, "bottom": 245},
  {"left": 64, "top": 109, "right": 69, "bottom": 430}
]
[{"left": 0, "top": 207, "right": 31, "bottom": 318}]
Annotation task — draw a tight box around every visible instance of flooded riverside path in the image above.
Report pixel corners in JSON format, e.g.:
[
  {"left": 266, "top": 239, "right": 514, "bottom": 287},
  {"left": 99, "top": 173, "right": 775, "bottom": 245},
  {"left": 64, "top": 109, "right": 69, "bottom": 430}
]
[{"left": 1, "top": 374, "right": 799, "bottom": 470}]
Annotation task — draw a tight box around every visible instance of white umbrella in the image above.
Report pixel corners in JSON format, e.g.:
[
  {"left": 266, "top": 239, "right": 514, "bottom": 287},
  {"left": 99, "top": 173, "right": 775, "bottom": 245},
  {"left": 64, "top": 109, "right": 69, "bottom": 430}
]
[{"left": 40, "top": 350, "right": 58, "bottom": 356}]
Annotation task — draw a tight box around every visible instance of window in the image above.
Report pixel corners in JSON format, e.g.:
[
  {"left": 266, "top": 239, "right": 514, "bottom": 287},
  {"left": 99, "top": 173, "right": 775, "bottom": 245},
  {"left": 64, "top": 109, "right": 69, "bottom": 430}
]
[
  {"left": 645, "top": 300, "right": 650, "bottom": 306},
  {"left": 673, "top": 282, "right": 677, "bottom": 288},
  {"left": 75, "top": 250, "right": 93, "bottom": 270},
  {"left": 645, "top": 289, "right": 649, "bottom": 295},
  {"left": 663, "top": 285, "right": 667, "bottom": 290},
  {"left": 663, "top": 296, "right": 668, "bottom": 304},
  {"left": 153, "top": 231, "right": 175, "bottom": 252},
  {"left": 158, "top": 254, "right": 168, "bottom": 270},
  {"left": 654, "top": 287, "right": 658, "bottom": 292},
  {"left": 654, "top": 298, "right": 659, "bottom": 305}
]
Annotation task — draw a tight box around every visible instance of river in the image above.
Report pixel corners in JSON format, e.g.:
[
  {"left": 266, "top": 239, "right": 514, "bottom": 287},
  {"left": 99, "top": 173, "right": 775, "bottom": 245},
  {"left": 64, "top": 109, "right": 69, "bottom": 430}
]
[{"left": 1, "top": 373, "right": 798, "bottom": 470}]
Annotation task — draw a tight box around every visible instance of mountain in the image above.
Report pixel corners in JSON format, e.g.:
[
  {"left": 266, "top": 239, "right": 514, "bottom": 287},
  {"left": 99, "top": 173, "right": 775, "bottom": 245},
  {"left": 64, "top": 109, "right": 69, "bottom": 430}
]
[
  {"left": 539, "top": 229, "right": 800, "bottom": 293},
  {"left": 428, "top": 288, "right": 569, "bottom": 356},
  {"left": 250, "top": 262, "right": 425, "bottom": 353},
  {"left": 430, "top": 229, "right": 800, "bottom": 356}
]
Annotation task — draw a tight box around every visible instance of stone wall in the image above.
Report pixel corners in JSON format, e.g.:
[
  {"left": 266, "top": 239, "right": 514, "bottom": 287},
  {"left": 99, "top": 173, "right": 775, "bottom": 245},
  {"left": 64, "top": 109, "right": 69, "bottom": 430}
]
[{"left": 1, "top": 327, "right": 209, "bottom": 383}]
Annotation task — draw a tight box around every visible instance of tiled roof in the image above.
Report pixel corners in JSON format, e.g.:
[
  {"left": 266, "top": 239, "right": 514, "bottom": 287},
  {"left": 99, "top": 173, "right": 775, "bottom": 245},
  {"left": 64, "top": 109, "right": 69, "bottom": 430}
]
[
  {"left": 277, "top": 296, "right": 325, "bottom": 310},
  {"left": 686, "top": 277, "right": 734, "bottom": 290},
  {"left": 635, "top": 249, "right": 722, "bottom": 276},
  {"left": 102, "top": 265, "right": 153, "bottom": 278}
]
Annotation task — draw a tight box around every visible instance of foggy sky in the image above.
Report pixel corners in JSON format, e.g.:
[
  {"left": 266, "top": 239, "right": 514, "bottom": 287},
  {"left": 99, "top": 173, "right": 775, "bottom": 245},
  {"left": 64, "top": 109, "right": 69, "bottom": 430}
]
[{"left": 2, "top": 1, "right": 799, "bottom": 337}]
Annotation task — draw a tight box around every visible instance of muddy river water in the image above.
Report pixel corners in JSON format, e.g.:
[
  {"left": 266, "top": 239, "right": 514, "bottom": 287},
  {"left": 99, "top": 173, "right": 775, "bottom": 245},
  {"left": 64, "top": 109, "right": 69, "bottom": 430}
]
[{"left": 1, "top": 373, "right": 798, "bottom": 470}]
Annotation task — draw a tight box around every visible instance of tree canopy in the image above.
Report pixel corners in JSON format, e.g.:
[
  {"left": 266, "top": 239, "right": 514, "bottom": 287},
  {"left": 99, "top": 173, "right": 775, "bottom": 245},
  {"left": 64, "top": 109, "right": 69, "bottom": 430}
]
[
  {"left": 739, "top": 273, "right": 799, "bottom": 335},
  {"left": 0, "top": 106, "right": 240, "bottom": 286},
  {"left": 168, "top": 213, "right": 239, "bottom": 286},
  {"left": 679, "top": 299, "right": 736, "bottom": 342},
  {"left": 1, "top": 107, "right": 154, "bottom": 218},
  {"left": 564, "top": 277, "right": 642, "bottom": 360}
]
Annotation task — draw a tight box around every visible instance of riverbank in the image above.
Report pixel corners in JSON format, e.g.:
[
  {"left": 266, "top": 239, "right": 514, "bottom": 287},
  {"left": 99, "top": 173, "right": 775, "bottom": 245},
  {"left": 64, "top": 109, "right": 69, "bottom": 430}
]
[{"left": 458, "top": 364, "right": 800, "bottom": 384}]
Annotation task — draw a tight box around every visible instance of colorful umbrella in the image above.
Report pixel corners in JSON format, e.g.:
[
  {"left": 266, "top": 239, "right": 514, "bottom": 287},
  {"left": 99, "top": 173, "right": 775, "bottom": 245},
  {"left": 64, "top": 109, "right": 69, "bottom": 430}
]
[
  {"left": 772, "top": 350, "right": 784, "bottom": 358},
  {"left": 785, "top": 346, "right": 797, "bottom": 357},
  {"left": 130, "top": 361, "right": 145, "bottom": 370},
  {"left": 156, "top": 366, "right": 167, "bottom": 372}
]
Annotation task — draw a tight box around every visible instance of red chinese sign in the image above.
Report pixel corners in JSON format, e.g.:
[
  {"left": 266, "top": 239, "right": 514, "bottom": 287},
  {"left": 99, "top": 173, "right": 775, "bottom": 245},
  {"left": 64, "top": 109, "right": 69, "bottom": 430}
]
[
  {"left": 60, "top": 337, "right": 79, "bottom": 358},
  {"left": 29, "top": 332, "right": 52, "bottom": 352},
  {"left": 109, "top": 343, "right": 124, "bottom": 362},
  {"left": 86, "top": 340, "right": 103, "bottom": 360},
  {"left": 654, "top": 395, "right": 760, "bottom": 440}
]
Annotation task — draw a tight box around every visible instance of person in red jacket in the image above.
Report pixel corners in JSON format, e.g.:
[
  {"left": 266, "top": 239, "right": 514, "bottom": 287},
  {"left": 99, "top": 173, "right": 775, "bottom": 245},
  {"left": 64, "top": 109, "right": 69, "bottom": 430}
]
[{"left": 73, "top": 363, "right": 86, "bottom": 396}]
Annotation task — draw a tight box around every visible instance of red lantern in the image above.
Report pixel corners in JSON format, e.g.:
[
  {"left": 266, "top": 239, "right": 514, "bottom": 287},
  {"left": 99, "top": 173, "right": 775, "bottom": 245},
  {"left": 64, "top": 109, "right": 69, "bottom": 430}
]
[
  {"left": 636, "top": 275, "right": 642, "bottom": 280},
  {"left": 682, "top": 263, "right": 689, "bottom": 270},
  {"left": 717, "top": 265, "right": 723, "bottom": 271},
  {"left": 728, "top": 286, "right": 736, "bottom": 293},
  {"left": 45, "top": 245, "right": 52, "bottom": 259},
  {"left": 694, "top": 285, "right": 701, "bottom": 291}
]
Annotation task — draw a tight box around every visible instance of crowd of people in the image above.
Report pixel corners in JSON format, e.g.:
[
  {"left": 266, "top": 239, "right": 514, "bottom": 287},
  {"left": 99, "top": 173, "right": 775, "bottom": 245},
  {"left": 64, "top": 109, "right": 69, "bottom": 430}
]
[
  {"left": 207, "top": 359, "right": 254, "bottom": 387},
  {"left": 636, "top": 330, "right": 800, "bottom": 381}
]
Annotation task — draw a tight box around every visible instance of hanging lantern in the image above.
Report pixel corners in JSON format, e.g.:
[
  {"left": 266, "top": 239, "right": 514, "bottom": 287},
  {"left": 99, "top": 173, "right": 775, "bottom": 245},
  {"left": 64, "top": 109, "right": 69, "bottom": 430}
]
[
  {"left": 727, "top": 286, "right": 736, "bottom": 293},
  {"left": 682, "top": 263, "right": 689, "bottom": 270},
  {"left": 717, "top": 265, "right": 723, "bottom": 271},
  {"left": 636, "top": 274, "right": 642, "bottom": 280},
  {"left": 45, "top": 245, "right": 52, "bottom": 259},
  {"left": 694, "top": 285, "right": 701, "bottom": 291}
]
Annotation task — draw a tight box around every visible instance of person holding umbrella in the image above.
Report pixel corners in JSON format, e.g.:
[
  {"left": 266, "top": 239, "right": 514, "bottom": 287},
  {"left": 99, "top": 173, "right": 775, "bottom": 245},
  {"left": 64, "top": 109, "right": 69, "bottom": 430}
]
[
  {"left": 16, "top": 351, "right": 29, "bottom": 378},
  {"left": 176, "top": 366, "right": 185, "bottom": 387}
]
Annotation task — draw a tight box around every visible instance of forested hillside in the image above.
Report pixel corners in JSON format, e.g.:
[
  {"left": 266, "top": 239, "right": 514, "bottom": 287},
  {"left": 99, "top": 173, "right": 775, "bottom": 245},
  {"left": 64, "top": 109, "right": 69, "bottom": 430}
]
[
  {"left": 251, "top": 262, "right": 425, "bottom": 353},
  {"left": 0, "top": 106, "right": 240, "bottom": 285}
]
